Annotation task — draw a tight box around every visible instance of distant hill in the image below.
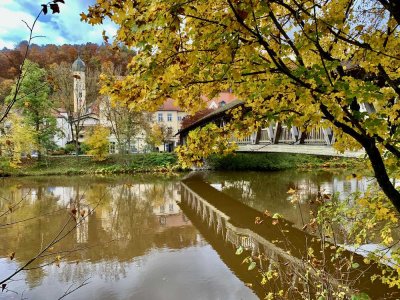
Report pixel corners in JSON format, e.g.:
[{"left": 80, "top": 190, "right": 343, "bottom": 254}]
[{"left": 0, "top": 42, "right": 135, "bottom": 82}]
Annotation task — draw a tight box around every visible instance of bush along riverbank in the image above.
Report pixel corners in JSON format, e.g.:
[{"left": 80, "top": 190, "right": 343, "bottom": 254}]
[
  {"left": 207, "top": 152, "right": 364, "bottom": 171},
  {"left": 0, "top": 152, "right": 363, "bottom": 177}
]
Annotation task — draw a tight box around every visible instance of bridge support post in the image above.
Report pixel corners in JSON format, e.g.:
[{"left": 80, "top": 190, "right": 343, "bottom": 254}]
[
  {"left": 273, "top": 122, "right": 282, "bottom": 144},
  {"left": 322, "top": 128, "right": 333, "bottom": 145}
]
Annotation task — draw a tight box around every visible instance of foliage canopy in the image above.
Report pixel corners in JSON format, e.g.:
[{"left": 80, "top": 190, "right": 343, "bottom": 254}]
[{"left": 84, "top": 0, "right": 400, "bottom": 209}]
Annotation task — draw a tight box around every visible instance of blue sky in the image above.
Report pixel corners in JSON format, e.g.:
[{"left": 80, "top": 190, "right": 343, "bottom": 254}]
[{"left": 0, "top": 0, "right": 117, "bottom": 49}]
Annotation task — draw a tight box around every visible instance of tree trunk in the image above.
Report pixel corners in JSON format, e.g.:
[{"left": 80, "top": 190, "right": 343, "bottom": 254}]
[
  {"left": 319, "top": 102, "right": 400, "bottom": 212},
  {"left": 362, "top": 138, "right": 400, "bottom": 211},
  {"left": 74, "top": 123, "right": 79, "bottom": 158}
]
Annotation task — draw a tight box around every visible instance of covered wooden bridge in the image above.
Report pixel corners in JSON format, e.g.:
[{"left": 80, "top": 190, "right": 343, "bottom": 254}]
[{"left": 177, "top": 100, "right": 364, "bottom": 157}]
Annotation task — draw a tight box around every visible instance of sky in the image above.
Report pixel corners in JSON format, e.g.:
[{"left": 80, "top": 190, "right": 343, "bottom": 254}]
[{"left": 0, "top": 0, "right": 117, "bottom": 49}]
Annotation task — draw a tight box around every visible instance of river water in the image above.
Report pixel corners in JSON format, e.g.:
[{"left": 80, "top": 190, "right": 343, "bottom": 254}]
[{"left": 0, "top": 170, "right": 394, "bottom": 299}]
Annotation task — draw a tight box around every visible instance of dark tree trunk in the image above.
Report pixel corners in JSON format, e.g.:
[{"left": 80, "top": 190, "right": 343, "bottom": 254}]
[{"left": 362, "top": 138, "right": 400, "bottom": 211}]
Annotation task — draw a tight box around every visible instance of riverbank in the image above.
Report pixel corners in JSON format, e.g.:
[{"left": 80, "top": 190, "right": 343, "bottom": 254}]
[
  {"left": 207, "top": 152, "right": 363, "bottom": 171},
  {"left": 0, "top": 152, "right": 364, "bottom": 177},
  {"left": 0, "top": 153, "right": 179, "bottom": 177}
]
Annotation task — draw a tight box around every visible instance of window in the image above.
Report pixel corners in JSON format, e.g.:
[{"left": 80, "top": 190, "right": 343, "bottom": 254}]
[
  {"left": 158, "top": 113, "right": 163, "bottom": 122},
  {"left": 159, "top": 216, "right": 166, "bottom": 225},
  {"left": 167, "top": 113, "right": 172, "bottom": 122},
  {"left": 109, "top": 142, "right": 116, "bottom": 154},
  {"left": 169, "top": 203, "right": 174, "bottom": 212},
  {"left": 177, "top": 115, "right": 182, "bottom": 121},
  {"left": 218, "top": 101, "right": 226, "bottom": 107}
]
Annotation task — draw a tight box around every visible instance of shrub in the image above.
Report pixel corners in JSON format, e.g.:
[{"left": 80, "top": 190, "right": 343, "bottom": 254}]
[
  {"left": 207, "top": 153, "right": 324, "bottom": 171},
  {"left": 86, "top": 126, "right": 110, "bottom": 161}
]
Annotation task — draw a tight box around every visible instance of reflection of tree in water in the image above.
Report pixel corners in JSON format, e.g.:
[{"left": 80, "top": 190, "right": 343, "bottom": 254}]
[
  {"left": 57, "top": 259, "right": 130, "bottom": 283},
  {"left": 0, "top": 176, "right": 199, "bottom": 292}
]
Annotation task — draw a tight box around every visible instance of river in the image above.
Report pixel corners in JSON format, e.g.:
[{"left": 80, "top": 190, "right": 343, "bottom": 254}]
[{"left": 0, "top": 170, "right": 395, "bottom": 299}]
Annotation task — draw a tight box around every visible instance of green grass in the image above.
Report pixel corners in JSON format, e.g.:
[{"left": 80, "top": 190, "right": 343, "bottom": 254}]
[
  {"left": 0, "top": 153, "right": 180, "bottom": 177},
  {"left": 0, "top": 152, "right": 362, "bottom": 177},
  {"left": 207, "top": 152, "right": 362, "bottom": 171}
]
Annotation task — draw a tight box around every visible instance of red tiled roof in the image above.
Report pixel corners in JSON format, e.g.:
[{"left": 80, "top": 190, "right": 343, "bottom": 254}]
[
  {"left": 159, "top": 92, "right": 238, "bottom": 112},
  {"left": 202, "top": 91, "right": 238, "bottom": 107},
  {"left": 158, "top": 98, "right": 183, "bottom": 111}
]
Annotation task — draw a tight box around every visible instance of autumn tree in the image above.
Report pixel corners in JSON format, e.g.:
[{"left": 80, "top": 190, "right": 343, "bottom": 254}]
[
  {"left": 100, "top": 96, "right": 150, "bottom": 153},
  {"left": 10, "top": 60, "right": 58, "bottom": 157},
  {"left": 99, "top": 62, "right": 150, "bottom": 153},
  {"left": 84, "top": 1, "right": 400, "bottom": 211},
  {"left": 0, "top": 0, "right": 65, "bottom": 124},
  {"left": 86, "top": 125, "right": 110, "bottom": 161},
  {"left": 145, "top": 124, "right": 172, "bottom": 152},
  {"left": 0, "top": 114, "right": 36, "bottom": 167}
]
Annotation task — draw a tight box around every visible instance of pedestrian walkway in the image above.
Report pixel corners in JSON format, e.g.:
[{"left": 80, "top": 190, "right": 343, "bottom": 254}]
[{"left": 237, "top": 144, "right": 365, "bottom": 158}]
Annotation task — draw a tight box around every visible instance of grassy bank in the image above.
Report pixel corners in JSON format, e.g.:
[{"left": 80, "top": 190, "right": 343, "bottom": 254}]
[
  {"left": 207, "top": 152, "right": 363, "bottom": 171},
  {"left": 0, "top": 152, "right": 363, "bottom": 177},
  {"left": 0, "top": 153, "right": 179, "bottom": 177}
]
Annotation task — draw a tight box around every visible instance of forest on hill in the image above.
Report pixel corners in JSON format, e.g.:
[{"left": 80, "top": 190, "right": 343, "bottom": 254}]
[{"left": 0, "top": 42, "right": 135, "bottom": 103}]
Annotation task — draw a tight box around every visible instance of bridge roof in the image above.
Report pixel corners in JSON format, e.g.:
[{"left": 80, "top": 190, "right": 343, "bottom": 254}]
[{"left": 177, "top": 99, "right": 244, "bottom": 135}]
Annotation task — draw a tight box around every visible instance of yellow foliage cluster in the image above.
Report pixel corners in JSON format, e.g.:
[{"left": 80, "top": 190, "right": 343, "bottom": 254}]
[
  {"left": 0, "top": 114, "right": 36, "bottom": 167},
  {"left": 176, "top": 123, "right": 236, "bottom": 168},
  {"left": 83, "top": 1, "right": 400, "bottom": 210},
  {"left": 86, "top": 126, "right": 110, "bottom": 161},
  {"left": 83, "top": 1, "right": 399, "bottom": 158}
]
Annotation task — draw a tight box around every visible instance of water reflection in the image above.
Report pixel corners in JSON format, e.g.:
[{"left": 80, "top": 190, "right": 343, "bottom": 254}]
[
  {"left": 0, "top": 175, "right": 255, "bottom": 299},
  {"left": 203, "top": 170, "right": 370, "bottom": 228},
  {"left": 0, "top": 172, "right": 395, "bottom": 300},
  {"left": 180, "top": 174, "right": 398, "bottom": 299}
]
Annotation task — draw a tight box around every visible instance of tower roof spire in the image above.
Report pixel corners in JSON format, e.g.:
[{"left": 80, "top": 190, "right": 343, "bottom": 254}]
[{"left": 72, "top": 52, "right": 86, "bottom": 72}]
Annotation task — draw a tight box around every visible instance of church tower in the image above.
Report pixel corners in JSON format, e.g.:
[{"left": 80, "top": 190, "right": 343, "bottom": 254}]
[{"left": 72, "top": 56, "right": 86, "bottom": 114}]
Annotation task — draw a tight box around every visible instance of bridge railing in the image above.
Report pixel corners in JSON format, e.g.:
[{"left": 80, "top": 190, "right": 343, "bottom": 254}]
[
  {"left": 230, "top": 133, "right": 256, "bottom": 144},
  {"left": 304, "top": 127, "right": 328, "bottom": 145},
  {"left": 229, "top": 124, "right": 333, "bottom": 146}
]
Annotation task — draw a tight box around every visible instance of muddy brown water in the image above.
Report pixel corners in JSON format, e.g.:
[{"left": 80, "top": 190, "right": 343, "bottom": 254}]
[{"left": 0, "top": 171, "right": 396, "bottom": 299}]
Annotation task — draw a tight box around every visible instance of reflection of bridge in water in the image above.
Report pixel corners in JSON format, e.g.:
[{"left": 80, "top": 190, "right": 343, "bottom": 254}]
[{"left": 180, "top": 176, "right": 399, "bottom": 299}]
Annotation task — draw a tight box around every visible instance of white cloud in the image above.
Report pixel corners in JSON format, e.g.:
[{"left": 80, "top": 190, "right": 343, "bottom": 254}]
[{"left": 0, "top": 0, "right": 118, "bottom": 48}]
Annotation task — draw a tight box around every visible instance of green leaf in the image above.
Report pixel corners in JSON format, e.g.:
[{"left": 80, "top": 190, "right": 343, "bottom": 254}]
[
  {"left": 351, "top": 262, "right": 360, "bottom": 269},
  {"left": 248, "top": 261, "right": 257, "bottom": 271},
  {"left": 235, "top": 246, "right": 243, "bottom": 255},
  {"left": 272, "top": 213, "right": 282, "bottom": 219}
]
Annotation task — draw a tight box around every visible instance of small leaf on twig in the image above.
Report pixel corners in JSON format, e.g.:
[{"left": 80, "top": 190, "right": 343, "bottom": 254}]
[
  {"left": 254, "top": 216, "right": 263, "bottom": 225},
  {"left": 248, "top": 261, "right": 257, "bottom": 271},
  {"left": 9, "top": 252, "right": 15, "bottom": 260},
  {"left": 41, "top": 4, "right": 48, "bottom": 15},
  {"left": 49, "top": 3, "right": 60, "bottom": 14},
  {"left": 235, "top": 246, "right": 243, "bottom": 255},
  {"left": 287, "top": 188, "right": 296, "bottom": 194},
  {"left": 1, "top": 283, "right": 6, "bottom": 292}
]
